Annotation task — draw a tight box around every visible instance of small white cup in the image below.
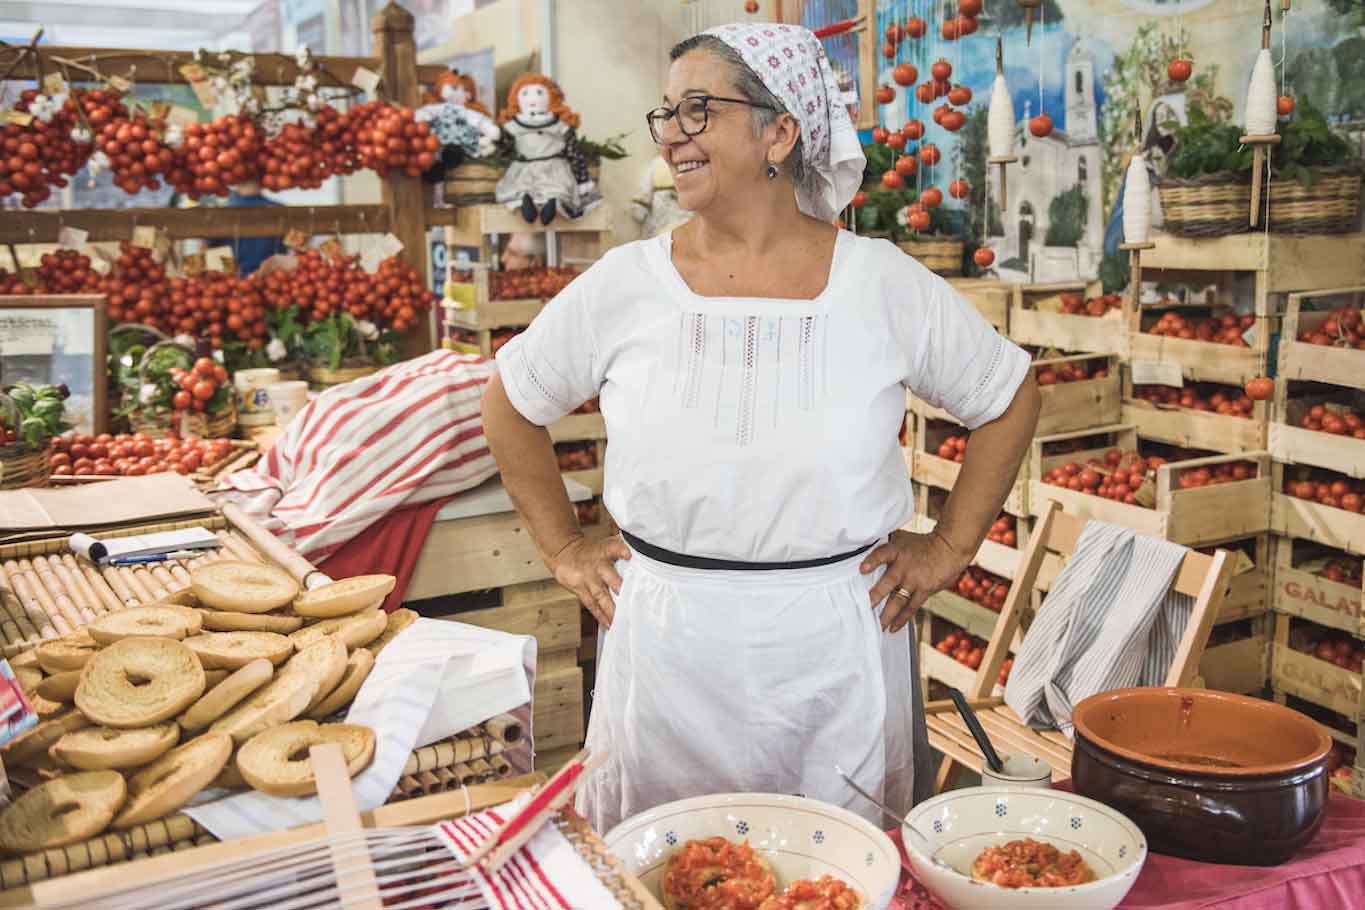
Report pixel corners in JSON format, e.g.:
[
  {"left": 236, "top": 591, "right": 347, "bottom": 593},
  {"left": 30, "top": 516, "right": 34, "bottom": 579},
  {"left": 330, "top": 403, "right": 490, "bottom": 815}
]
[
  {"left": 235, "top": 368, "right": 280, "bottom": 426},
  {"left": 981, "top": 752, "right": 1052, "bottom": 789},
  {"left": 267, "top": 381, "right": 310, "bottom": 429}
]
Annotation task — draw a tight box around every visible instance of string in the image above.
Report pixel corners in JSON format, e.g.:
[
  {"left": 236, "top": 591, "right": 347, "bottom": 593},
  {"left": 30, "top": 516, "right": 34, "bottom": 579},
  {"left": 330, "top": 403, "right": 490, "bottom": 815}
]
[{"left": 1038, "top": 3, "right": 1045, "bottom": 116}]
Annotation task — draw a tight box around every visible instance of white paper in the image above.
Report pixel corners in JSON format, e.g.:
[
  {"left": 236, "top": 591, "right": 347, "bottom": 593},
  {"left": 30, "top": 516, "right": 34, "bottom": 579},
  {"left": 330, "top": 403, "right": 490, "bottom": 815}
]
[
  {"left": 57, "top": 226, "right": 88, "bottom": 249},
  {"left": 378, "top": 232, "right": 405, "bottom": 258},
  {"left": 1130, "top": 359, "right": 1184, "bottom": 388},
  {"left": 183, "top": 619, "right": 536, "bottom": 841},
  {"left": 86, "top": 526, "right": 221, "bottom": 563},
  {"left": 351, "top": 66, "right": 381, "bottom": 94}
]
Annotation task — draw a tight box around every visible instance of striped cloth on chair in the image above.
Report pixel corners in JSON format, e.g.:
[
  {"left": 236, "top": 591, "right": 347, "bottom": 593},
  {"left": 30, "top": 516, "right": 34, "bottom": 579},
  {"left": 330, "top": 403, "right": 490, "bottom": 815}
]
[{"left": 1003, "top": 521, "right": 1193, "bottom": 738}]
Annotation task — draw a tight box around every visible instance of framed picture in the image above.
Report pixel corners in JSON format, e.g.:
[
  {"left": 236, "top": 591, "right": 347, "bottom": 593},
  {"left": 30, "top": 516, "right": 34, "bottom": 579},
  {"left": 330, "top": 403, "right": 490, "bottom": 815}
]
[{"left": 0, "top": 295, "right": 107, "bottom": 436}]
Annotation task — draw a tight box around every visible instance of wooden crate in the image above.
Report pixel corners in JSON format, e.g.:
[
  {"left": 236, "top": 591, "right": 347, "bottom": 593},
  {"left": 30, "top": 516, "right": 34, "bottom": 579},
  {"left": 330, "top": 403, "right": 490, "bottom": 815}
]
[
  {"left": 1120, "top": 370, "right": 1268, "bottom": 455},
  {"left": 1126, "top": 318, "right": 1274, "bottom": 387},
  {"left": 444, "top": 267, "right": 549, "bottom": 331},
  {"left": 1272, "top": 615, "right": 1362, "bottom": 721},
  {"left": 1272, "top": 536, "right": 1365, "bottom": 637},
  {"left": 908, "top": 415, "right": 1028, "bottom": 516},
  {"left": 1028, "top": 425, "right": 1272, "bottom": 546},
  {"left": 1203, "top": 629, "right": 1270, "bottom": 695},
  {"left": 919, "top": 640, "right": 1004, "bottom": 698},
  {"left": 1140, "top": 233, "right": 1365, "bottom": 299},
  {"left": 1006, "top": 281, "right": 1118, "bottom": 354},
  {"left": 947, "top": 278, "right": 1011, "bottom": 332},
  {"left": 1269, "top": 388, "right": 1365, "bottom": 481},
  {"left": 1271, "top": 463, "right": 1365, "bottom": 557},
  {"left": 1278, "top": 288, "right": 1365, "bottom": 388}
]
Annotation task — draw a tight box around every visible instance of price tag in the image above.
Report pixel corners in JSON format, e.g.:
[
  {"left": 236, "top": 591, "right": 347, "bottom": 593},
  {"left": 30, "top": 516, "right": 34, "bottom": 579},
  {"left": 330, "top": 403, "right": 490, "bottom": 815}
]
[
  {"left": 165, "top": 105, "right": 199, "bottom": 128},
  {"left": 1130, "top": 359, "right": 1184, "bottom": 388},
  {"left": 181, "top": 252, "right": 206, "bottom": 276},
  {"left": 283, "top": 228, "right": 310, "bottom": 251},
  {"left": 378, "top": 232, "right": 404, "bottom": 258},
  {"left": 1242, "top": 325, "right": 1258, "bottom": 347},
  {"left": 351, "top": 66, "right": 381, "bottom": 94},
  {"left": 147, "top": 101, "right": 171, "bottom": 122},
  {"left": 360, "top": 246, "right": 383, "bottom": 274},
  {"left": 106, "top": 74, "right": 132, "bottom": 93},
  {"left": 180, "top": 63, "right": 217, "bottom": 107},
  {"left": 1232, "top": 549, "right": 1256, "bottom": 577},
  {"left": 57, "top": 226, "right": 89, "bottom": 249},
  {"left": 89, "top": 256, "right": 111, "bottom": 276},
  {"left": 132, "top": 225, "right": 160, "bottom": 249},
  {"left": 153, "top": 232, "right": 172, "bottom": 264},
  {"left": 41, "top": 72, "right": 67, "bottom": 96},
  {"left": 204, "top": 246, "right": 237, "bottom": 274},
  {"left": 320, "top": 237, "right": 344, "bottom": 260},
  {"left": 1, "top": 111, "right": 34, "bottom": 126},
  {"left": 1133, "top": 477, "right": 1157, "bottom": 509}
]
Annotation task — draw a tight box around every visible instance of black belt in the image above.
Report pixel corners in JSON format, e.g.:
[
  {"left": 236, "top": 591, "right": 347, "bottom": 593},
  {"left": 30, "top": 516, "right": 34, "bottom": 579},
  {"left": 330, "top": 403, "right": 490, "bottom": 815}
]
[{"left": 619, "top": 529, "right": 873, "bottom": 572}]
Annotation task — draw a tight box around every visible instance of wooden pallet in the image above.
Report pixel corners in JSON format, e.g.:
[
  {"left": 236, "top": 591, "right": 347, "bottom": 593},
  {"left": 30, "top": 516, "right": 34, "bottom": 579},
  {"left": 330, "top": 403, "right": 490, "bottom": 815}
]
[
  {"left": 1006, "top": 281, "right": 1116, "bottom": 354},
  {"left": 1272, "top": 536, "right": 1364, "bottom": 637},
  {"left": 1120, "top": 368, "right": 1268, "bottom": 455},
  {"left": 1272, "top": 614, "right": 1362, "bottom": 721},
  {"left": 1027, "top": 425, "right": 1272, "bottom": 546},
  {"left": 947, "top": 278, "right": 1011, "bottom": 332},
  {"left": 1271, "top": 463, "right": 1365, "bottom": 557}
]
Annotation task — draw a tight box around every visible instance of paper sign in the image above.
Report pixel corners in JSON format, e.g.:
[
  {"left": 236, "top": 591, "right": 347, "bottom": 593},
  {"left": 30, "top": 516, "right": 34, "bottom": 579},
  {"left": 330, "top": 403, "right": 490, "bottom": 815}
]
[
  {"left": 132, "top": 225, "right": 160, "bottom": 249},
  {"left": 1232, "top": 550, "right": 1256, "bottom": 577},
  {"left": 283, "top": 228, "right": 310, "bottom": 251},
  {"left": 89, "top": 256, "right": 111, "bottom": 275},
  {"left": 180, "top": 63, "right": 217, "bottom": 107},
  {"left": 1130, "top": 359, "right": 1184, "bottom": 388},
  {"left": 204, "top": 246, "right": 237, "bottom": 274},
  {"left": 57, "top": 226, "right": 88, "bottom": 249},
  {"left": 167, "top": 105, "right": 199, "bottom": 128},
  {"left": 181, "top": 252, "right": 206, "bottom": 276},
  {"left": 153, "top": 232, "right": 172, "bottom": 264},
  {"left": 351, "top": 66, "right": 381, "bottom": 94},
  {"left": 1, "top": 111, "right": 34, "bottom": 126},
  {"left": 106, "top": 74, "right": 132, "bottom": 93},
  {"left": 1242, "top": 326, "right": 1258, "bottom": 347},
  {"left": 1133, "top": 477, "right": 1157, "bottom": 509},
  {"left": 147, "top": 101, "right": 172, "bottom": 122},
  {"left": 41, "top": 72, "right": 67, "bottom": 96},
  {"left": 378, "top": 232, "right": 404, "bottom": 258},
  {"left": 320, "top": 237, "right": 344, "bottom": 260}
]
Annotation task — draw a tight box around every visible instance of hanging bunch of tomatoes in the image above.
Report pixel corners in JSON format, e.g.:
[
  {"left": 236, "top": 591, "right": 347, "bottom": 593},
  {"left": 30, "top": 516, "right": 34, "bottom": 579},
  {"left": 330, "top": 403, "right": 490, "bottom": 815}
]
[
  {"left": 1, "top": 85, "right": 438, "bottom": 207},
  {"left": 254, "top": 249, "right": 432, "bottom": 334}
]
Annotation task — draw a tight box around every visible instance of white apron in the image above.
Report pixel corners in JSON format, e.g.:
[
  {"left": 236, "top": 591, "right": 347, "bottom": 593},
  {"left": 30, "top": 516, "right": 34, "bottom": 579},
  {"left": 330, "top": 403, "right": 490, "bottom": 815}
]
[{"left": 576, "top": 544, "right": 922, "bottom": 836}]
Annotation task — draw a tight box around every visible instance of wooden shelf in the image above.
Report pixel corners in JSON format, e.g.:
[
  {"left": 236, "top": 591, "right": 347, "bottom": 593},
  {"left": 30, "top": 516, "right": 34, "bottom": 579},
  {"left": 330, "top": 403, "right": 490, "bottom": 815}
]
[
  {"left": 0, "top": 204, "right": 402, "bottom": 244},
  {"left": 444, "top": 204, "right": 612, "bottom": 246},
  {"left": 1141, "top": 232, "right": 1365, "bottom": 292}
]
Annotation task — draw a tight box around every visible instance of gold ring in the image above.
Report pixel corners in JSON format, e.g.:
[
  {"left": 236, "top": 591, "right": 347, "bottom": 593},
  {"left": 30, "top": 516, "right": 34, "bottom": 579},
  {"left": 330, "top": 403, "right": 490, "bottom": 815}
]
[{"left": 894, "top": 587, "right": 913, "bottom": 599}]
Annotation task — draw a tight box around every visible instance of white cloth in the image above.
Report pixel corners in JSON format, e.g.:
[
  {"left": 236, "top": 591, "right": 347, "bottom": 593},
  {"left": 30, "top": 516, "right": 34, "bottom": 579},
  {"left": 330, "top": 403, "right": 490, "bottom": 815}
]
[
  {"left": 704, "top": 22, "right": 865, "bottom": 221},
  {"left": 435, "top": 793, "right": 624, "bottom": 910},
  {"left": 1004, "top": 522, "right": 1194, "bottom": 738},
  {"left": 576, "top": 546, "right": 917, "bottom": 836},
  {"left": 496, "top": 230, "right": 1031, "bottom": 563}
]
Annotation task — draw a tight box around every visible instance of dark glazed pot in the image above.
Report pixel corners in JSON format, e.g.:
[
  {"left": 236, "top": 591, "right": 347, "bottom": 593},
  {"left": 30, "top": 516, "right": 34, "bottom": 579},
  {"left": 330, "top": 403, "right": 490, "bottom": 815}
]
[{"left": 1071, "top": 688, "right": 1331, "bottom": 866}]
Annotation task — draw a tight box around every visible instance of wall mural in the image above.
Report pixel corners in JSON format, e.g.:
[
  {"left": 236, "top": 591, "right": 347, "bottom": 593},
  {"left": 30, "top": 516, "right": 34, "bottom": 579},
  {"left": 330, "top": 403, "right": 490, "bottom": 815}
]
[{"left": 863, "top": 0, "right": 1364, "bottom": 284}]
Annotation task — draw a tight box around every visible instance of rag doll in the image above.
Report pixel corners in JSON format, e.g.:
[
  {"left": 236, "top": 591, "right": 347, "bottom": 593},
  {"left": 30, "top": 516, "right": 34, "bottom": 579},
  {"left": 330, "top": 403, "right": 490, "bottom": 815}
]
[
  {"left": 414, "top": 69, "right": 500, "bottom": 182},
  {"left": 494, "top": 74, "right": 600, "bottom": 225}
]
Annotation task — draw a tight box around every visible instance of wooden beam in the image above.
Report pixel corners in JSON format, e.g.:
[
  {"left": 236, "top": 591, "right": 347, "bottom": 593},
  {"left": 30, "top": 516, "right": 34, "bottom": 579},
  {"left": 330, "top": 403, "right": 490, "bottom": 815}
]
[
  {"left": 0, "top": 205, "right": 391, "bottom": 244},
  {"left": 0, "top": 46, "right": 448, "bottom": 89},
  {"left": 374, "top": 1, "right": 434, "bottom": 358}
]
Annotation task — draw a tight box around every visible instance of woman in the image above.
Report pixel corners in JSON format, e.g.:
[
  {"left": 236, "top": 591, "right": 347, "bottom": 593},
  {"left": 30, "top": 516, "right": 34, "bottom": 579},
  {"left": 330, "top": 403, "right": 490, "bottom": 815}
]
[{"left": 482, "top": 23, "right": 1040, "bottom": 835}]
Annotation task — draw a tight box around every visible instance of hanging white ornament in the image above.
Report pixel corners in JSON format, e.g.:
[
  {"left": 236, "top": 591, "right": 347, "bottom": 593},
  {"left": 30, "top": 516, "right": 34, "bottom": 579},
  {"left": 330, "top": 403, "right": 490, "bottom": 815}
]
[
  {"left": 987, "top": 38, "right": 1018, "bottom": 209},
  {"left": 1244, "top": 48, "right": 1278, "bottom": 135},
  {"left": 1122, "top": 153, "right": 1152, "bottom": 245}
]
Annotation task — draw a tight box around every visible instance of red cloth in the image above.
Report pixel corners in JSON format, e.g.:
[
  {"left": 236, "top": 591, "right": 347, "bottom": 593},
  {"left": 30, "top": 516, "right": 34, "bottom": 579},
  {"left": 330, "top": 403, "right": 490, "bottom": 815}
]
[
  {"left": 889, "top": 791, "right": 1365, "bottom": 910},
  {"left": 316, "top": 495, "right": 450, "bottom": 612}
]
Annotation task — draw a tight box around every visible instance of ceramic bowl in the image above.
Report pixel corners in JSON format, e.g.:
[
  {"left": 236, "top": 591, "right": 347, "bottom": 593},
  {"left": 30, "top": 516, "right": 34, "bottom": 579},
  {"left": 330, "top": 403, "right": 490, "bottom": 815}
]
[
  {"left": 981, "top": 753, "right": 1052, "bottom": 789},
  {"left": 604, "top": 793, "right": 901, "bottom": 909},
  {"left": 1071, "top": 687, "right": 1331, "bottom": 865},
  {"left": 902, "top": 787, "right": 1146, "bottom": 909}
]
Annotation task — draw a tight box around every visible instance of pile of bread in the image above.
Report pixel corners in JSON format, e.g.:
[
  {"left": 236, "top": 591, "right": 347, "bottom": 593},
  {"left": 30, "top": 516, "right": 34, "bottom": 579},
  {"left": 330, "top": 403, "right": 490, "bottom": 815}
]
[{"left": 0, "top": 561, "right": 418, "bottom": 855}]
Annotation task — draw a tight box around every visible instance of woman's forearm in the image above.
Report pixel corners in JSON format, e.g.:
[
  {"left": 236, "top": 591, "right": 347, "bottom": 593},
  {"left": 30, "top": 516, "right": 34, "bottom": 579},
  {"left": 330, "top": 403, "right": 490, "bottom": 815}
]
[
  {"left": 936, "top": 374, "right": 1042, "bottom": 559},
  {"left": 482, "top": 373, "right": 584, "bottom": 566}
]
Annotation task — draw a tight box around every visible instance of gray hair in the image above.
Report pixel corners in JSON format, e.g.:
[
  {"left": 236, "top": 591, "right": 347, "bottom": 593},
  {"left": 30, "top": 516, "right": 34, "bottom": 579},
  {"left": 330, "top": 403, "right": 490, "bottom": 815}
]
[{"left": 669, "top": 34, "right": 814, "bottom": 198}]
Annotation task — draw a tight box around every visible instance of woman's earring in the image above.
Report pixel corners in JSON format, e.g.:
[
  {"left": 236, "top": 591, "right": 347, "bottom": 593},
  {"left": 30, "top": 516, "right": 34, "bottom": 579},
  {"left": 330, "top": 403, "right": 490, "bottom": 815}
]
[{"left": 766, "top": 163, "right": 779, "bottom": 180}]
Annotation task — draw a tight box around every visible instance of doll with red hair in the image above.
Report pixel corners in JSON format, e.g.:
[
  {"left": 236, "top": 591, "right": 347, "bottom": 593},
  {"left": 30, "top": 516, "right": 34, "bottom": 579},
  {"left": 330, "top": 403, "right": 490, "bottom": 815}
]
[
  {"left": 415, "top": 68, "right": 501, "bottom": 182},
  {"left": 494, "top": 74, "right": 600, "bottom": 225}
]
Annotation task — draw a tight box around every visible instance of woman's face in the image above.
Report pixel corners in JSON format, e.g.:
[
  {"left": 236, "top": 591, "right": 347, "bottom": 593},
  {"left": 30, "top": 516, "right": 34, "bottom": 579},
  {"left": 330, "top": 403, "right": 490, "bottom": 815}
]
[
  {"left": 660, "top": 51, "right": 767, "bottom": 214},
  {"left": 517, "top": 83, "right": 551, "bottom": 116}
]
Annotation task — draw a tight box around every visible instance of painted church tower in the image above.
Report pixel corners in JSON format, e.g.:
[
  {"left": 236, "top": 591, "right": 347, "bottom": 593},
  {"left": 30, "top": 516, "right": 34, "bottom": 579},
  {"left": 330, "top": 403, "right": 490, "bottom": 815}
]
[{"left": 1065, "top": 40, "right": 1097, "bottom": 143}]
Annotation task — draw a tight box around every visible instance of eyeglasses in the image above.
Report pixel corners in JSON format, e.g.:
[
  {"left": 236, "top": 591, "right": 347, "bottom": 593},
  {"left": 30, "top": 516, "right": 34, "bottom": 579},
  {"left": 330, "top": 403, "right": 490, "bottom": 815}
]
[{"left": 646, "top": 95, "right": 777, "bottom": 144}]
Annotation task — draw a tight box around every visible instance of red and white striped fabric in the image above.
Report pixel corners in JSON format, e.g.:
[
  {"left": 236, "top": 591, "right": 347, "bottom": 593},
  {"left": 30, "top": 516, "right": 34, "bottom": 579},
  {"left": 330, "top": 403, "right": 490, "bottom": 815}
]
[
  {"left": 433, "top": 801, "right": 623, "bottom": 910},
  {"left": 214, "top": 350, "right": 498, "bottom": 561}
]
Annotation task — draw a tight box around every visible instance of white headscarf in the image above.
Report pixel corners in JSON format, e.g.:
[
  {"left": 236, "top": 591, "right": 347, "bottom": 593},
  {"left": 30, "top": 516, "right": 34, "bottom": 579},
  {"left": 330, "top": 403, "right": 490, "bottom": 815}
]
[{"left": 703, "top": 22, "right": 865, "bottom": 222}]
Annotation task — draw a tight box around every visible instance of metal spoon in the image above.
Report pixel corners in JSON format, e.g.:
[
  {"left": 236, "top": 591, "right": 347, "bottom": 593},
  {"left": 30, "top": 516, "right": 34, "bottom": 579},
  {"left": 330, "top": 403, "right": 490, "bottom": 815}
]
[{"left": 835, "top": 766, "right": 956, "bottom": 872}]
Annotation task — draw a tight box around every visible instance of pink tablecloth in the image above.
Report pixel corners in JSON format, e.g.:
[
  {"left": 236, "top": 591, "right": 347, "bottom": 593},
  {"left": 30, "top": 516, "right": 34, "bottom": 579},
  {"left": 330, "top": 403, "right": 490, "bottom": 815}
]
[{"left": 889, "top": 792, "right": 1365, "bottom": 910}]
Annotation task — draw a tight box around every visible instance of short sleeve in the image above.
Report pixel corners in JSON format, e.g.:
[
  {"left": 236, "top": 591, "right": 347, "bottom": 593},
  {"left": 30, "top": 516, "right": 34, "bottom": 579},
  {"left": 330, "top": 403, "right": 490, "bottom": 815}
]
[
  {"left": 494, "top": 272, "right": 602, "bottom": 426},
  {"left": 895, "top": 258, "right": 1031, "bottom": 430}
]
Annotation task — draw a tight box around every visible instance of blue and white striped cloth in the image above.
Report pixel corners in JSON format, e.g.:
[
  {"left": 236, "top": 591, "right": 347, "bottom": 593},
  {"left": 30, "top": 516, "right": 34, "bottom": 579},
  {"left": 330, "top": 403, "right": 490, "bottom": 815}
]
[{"left": 1004, "top": 522, "right": 1193, "bottom": 738}]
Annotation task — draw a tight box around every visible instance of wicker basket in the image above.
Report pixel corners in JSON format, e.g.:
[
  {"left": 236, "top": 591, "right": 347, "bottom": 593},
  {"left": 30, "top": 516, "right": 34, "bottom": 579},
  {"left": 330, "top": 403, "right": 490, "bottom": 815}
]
[
  {"left": 129, "top": 398, "right": 237, "bottom": 439},
  {"left": 307, "top": 363, "right": 380, "bottom": 388},
  {"left": 443, "top": 162, "right": 504, "bottom": 204},
  {"left": 898, "top": 236, "right": 964, "bottom": 275},
  {"left": 0, "top": 446, "right": 49, "bottom": 489},
  {"left": 1157, "top": 172, "right": 1253, "bottom": 237},
  {"left": 1268, "top": 165, "right": 1363, "bottom": 235}
]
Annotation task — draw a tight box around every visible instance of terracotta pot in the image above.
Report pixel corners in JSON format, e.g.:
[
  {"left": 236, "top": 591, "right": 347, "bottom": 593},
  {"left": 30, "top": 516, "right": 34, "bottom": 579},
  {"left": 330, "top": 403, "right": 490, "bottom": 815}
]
[{"left": 1071, "top": 688, "right": 1331, "bottom": 866}]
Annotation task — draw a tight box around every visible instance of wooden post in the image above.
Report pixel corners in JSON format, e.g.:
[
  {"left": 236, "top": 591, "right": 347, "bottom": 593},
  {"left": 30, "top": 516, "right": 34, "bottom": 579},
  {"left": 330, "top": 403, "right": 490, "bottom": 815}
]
[{"left": 373, "top": 2, "right": 434, "bottom": 357}]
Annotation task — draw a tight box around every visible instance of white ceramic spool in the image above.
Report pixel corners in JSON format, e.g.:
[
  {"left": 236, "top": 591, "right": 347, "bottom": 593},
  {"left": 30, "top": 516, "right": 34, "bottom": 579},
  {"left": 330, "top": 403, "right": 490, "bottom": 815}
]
[
  {"left": 1244, "top": 47, "right": 1278, "bottom": 135},
  {"left": 1122, "top": 153, "right": 1152, "bottom": 244},
  {"left": 988, "top": 73, "right": 1015, "bottom": 158}
]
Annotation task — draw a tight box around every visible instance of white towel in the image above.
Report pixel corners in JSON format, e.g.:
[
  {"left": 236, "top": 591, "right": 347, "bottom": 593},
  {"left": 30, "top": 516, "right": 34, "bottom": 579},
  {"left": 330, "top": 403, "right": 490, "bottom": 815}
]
[
  {"left": 434, "top": 794, "right": 624, "bottom": 910},
  {"left": 1004, "top": 522, "right": 1192, "bottom": 737},
  {"left": 184, "top": 619, "right": 535, "bottom": 841}
]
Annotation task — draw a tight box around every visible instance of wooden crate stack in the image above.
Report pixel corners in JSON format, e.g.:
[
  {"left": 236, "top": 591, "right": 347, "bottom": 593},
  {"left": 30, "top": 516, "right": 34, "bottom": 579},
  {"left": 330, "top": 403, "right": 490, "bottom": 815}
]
[{"left": 1266, "top": 285, "right": 1365, "bottom": 795}]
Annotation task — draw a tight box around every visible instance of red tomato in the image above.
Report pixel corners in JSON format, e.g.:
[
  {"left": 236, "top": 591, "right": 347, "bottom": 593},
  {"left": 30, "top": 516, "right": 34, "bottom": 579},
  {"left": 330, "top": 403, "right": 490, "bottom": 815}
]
[
  {"left": 181, "top": 451, "right": 202, "bottom": 471},
  {"left": 193, "top": 357, "right": 217, "bottom": 377},
  {"left": 192, "top": 380, "right": 216, "bottom": 402},
  {"left": 180, "top": 374, "right": 198, "bottom": 392},
  {"left": 72, "top": 457, "right": 94, "bottom": 472},
  {"left": 70, "top": 442, "right": 90, "bottom": 459},
  {"left": 51, "top": 464, "right": 73, "bottom": 476},
  {"left": 135, "top": 441, "right": 154, "bottom": 457},
  {"left": 88, "top": 443, "right": 108, "bottom": 460},
  {"left": 213, "top": 365, "right": 228, "bottom": 384},
  {"left": 49, "top": 452, "right": 71, "bottom": 467},
  {"left": 173, "top": 391, "right": 192, "bottom": 410}
]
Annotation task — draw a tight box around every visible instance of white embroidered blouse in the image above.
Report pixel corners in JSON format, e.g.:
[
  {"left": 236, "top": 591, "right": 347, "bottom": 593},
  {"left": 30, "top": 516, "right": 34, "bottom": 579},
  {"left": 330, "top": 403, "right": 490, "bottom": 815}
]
[{"left": 495, "top": 229, "right": 1030, "bottom": 563}]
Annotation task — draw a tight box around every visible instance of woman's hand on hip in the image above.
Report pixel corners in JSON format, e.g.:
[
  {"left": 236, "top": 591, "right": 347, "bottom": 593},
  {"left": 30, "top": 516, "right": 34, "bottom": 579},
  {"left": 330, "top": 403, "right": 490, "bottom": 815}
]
[
  {"left": 549, "top": 533, "right": 631, "bottom": 628},
  {"left": 861, "top": 529, "right": 971, "bottom": 633}
]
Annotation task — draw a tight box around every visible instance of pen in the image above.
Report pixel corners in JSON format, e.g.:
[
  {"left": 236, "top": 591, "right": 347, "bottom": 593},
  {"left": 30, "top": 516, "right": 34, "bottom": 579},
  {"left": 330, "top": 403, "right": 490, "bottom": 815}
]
[{"left": 107, "top": 550, "right": 202, "bottom": 566}]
